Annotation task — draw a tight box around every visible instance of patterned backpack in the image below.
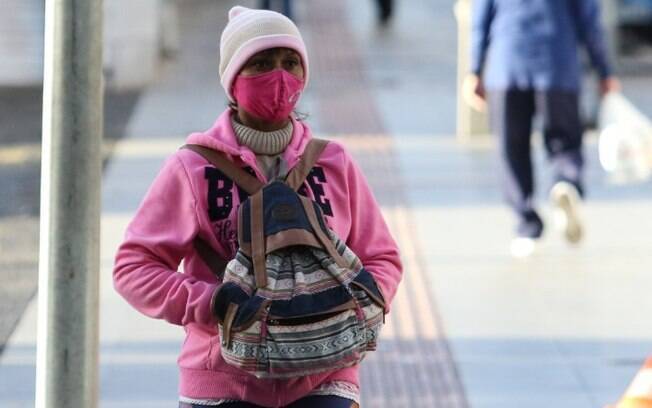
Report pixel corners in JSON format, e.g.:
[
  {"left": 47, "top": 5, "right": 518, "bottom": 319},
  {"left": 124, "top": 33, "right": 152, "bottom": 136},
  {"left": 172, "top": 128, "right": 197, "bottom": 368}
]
[{"left": 184, "top": 139, "right": 386, "bottom": 379}]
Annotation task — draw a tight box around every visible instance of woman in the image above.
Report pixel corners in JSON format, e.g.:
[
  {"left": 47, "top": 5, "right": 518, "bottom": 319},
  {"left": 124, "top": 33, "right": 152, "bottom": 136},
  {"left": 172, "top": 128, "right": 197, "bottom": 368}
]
[{"left": 113, "top": 6, "right": 402, "bottom": 407}]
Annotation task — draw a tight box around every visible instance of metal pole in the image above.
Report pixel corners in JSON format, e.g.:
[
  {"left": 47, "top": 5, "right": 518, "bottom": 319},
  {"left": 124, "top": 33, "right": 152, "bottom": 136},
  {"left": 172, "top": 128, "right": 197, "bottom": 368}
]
[
  {"left": 455, "top": 0, "right": 490, "bottom": 141},
  {"left": 36, "top": 0, "right": 103, "bottom": 406}
]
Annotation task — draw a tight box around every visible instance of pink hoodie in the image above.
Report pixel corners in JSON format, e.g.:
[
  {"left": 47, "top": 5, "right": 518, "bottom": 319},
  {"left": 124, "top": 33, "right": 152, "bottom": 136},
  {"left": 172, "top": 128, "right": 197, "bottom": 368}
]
[{"left": 113, "top": 109, "right": 402, "bottom": 407}]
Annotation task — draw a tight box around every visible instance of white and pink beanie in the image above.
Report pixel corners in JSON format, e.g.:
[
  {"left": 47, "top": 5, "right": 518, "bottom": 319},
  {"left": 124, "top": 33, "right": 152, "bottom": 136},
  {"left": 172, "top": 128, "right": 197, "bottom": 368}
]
[{"left": 219, "top": 6, "right": 309, "bottom": 102}]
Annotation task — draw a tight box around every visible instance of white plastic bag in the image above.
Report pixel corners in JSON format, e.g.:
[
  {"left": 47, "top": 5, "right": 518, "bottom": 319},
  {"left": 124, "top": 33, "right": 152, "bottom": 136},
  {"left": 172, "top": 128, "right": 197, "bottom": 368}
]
[{"left": 598, "top": 93, "right": 652, "bottom": 184}]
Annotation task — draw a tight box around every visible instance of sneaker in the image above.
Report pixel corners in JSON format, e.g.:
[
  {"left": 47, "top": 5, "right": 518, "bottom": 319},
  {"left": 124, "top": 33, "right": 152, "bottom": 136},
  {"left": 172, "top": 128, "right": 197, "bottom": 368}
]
[
  {"left": 550, "top": 181, "right": 583, "bottom": 244},
  {"left": 510, "top": 237, "right": 537, "bottom": 258},
  {"left": 517, "top": 210, "right": 544, "bottom": 239}
]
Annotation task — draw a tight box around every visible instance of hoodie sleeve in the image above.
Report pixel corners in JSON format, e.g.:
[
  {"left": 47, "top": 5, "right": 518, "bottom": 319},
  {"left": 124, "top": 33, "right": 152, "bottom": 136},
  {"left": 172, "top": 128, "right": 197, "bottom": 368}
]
[
  {"left": 569, "top": 0, "right": 612, "bottom": 79},
  {"left": 113, "top": 155, "right": 217, "bottom": 328},
  {"left": 470, "top": 0, "right": 495, "bottom": 76},
  {"left": 343, "top": 151, "right": 403, "bottom": 312}
]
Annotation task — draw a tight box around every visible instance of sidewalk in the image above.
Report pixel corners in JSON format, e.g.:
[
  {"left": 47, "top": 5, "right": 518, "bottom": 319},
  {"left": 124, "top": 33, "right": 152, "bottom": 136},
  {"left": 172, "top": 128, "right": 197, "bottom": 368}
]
[{"left": 2, "top": 0, "right": 652, "bottom": 407}]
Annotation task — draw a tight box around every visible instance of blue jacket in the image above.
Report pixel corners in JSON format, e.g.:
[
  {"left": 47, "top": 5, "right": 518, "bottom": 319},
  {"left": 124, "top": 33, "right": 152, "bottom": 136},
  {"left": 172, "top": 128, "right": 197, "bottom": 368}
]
[{"left": 471, "top": 0, "right": 612, "bottom": 91}]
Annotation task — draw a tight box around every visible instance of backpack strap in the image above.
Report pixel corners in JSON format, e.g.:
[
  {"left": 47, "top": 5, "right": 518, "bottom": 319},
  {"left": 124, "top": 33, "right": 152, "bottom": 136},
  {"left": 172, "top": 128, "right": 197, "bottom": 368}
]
[
  {"left": 182, "top": 144, "right": 264, "bottom": 195},
  {"left": 250, "top": 191, "right": 268, "bottom": 289},
  {"left": 182, "top": 144, "right": 264, "bottom": 279},
  {"left": 193, "top": 237, "right": 229, "bottom": 279},
  {"left": 299, "top": 196, "right": 348, "bottom": 270},
  {"left": 285, "top": 139, "right": 329, "bottom": 191}
]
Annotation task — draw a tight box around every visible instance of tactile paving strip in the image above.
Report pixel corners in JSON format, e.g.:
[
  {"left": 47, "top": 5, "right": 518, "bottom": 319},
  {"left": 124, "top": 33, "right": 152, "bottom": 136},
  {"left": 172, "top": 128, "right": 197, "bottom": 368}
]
[{"left": 300, "top": 1, "right": 471, "bottom": 405}]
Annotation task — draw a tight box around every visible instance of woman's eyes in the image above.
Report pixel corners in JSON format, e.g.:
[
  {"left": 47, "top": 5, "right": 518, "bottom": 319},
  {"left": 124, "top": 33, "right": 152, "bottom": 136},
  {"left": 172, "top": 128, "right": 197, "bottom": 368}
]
[
  {"left": 247, "top": 56, "right": 300, "bottom": 72},
  {"left": 252, "top": 60, "right": 271, "bottom": 70}
]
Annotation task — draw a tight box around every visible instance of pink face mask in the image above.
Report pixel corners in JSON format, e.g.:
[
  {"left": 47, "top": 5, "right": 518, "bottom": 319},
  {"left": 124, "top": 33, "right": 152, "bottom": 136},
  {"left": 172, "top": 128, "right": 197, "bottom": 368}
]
[{"left": 232, "top": 69, "right": 304, "bottom": 123}]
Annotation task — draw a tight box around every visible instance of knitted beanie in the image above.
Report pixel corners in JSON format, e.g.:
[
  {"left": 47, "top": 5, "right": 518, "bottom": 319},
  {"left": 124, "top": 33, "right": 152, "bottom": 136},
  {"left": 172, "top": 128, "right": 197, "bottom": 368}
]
[{"left": 219, "top": 6, "right": 309, "bottom": 102}]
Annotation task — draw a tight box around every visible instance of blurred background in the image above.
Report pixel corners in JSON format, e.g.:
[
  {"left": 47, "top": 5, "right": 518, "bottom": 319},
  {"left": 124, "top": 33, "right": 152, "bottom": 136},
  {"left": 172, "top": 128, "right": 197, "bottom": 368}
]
[{"left": 1, "top": 0, "right": 652, "bottom": 406}]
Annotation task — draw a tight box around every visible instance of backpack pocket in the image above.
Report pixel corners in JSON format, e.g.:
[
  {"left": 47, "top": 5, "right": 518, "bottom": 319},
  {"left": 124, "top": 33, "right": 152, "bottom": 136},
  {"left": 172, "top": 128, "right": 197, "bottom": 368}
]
[
  {"left": 349, "top": 268, "right": 386, "bottom": 351},
  {"left": 219, "top": 302, "right": 368, "bottom": 379},
  {"left": 350, "top": 268, "right": 386, "bottom": 310},
  {"left": 219, "top": 318, "right": 268, "bottom": 375},
  {"left": 264, "top": 307, "right": 366, "bottom": 378}
]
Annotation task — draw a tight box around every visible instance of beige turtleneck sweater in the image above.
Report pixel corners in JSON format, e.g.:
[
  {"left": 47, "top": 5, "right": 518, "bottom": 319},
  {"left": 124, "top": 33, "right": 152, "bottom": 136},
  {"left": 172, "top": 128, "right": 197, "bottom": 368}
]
[{"left": 231, "top": 116, "right": 293, "bottom": 181}]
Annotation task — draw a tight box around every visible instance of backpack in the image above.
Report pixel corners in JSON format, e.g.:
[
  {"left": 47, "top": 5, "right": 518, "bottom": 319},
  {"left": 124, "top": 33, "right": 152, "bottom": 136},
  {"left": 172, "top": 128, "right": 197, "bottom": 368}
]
[{"left": 184, "top": 139, "right": 386, "bottom": 379}]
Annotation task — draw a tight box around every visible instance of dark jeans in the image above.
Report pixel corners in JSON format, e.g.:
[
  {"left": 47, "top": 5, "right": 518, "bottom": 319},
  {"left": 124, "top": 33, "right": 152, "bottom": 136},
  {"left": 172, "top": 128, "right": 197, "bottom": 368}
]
[
  {"left": 259, "top": 0, "right": 293, "bottom": 19},
  {"left": 377, "top": 0, "right": 393, "bottom": 22},
  {"left": 488, "top": 89, "right": 584, "bottom": 224},
  {"left": 180, "top": 395, "right": 357, "bottom": 408}
]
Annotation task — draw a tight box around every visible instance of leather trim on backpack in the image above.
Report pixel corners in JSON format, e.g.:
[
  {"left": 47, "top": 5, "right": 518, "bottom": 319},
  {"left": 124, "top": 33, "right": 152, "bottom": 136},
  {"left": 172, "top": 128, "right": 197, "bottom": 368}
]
[
  {"left": 350, "top": 280, "right": 386, "bottom": 310},
  {"left": 238, "top": 228, "right": 323, "bottom": 257},
  {"left": 182, "top": 144, "right": 264, "bottom": 195},
  {"left": 285, "top": 139, "right": 329, "bottom": 191},
  {"left": 265, "top": 229, "right": 323, "bottom": 254},
  {"left": 209, "top": 285, "right": 221, "bottom": 328},
  {"left": 299, "top": 196, "right": 349, "bottom": 270},
  {"left": 221, "top": 302, "right": 239, "bottom": 348},
  {"left": 193, "top": 237, "right": 228, "bottom": 279},
  {"left": 250, "top": 191, "right": 267, "bottom": 289},
  {"left": 267, "top": 299, "right": 358, "bottom": 323},
  {"left": 231, "top": 300, "right": 272, "bottom": 332}
]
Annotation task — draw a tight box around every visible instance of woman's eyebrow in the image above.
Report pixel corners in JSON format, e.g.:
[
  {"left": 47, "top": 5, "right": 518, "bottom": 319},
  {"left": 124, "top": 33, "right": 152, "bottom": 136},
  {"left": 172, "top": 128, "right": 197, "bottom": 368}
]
[
  {"left": 282, "top": 50, "right": 300, "bottom": 59},
  {"left": 247, "top": 54, "right": 269, "bottom": 63},
  {"left": 249, "top": 50, "right": 275, "bottom": 61},
  {"left": 249, "top": 48, "right": 298, "bottom": 62}
]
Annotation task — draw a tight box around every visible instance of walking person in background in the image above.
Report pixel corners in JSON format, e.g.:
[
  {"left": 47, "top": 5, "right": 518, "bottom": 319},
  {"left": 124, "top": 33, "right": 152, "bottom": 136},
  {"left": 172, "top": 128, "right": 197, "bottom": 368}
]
[
  {"left": 463, "top": 0, "right": 621, "bottom": 257},
  {"left": 259, "top": 0, "right": 293, "bottom": 20},
  {"left": 113, "top": 6, "right": 401, "bottom": 407},
  {"left": 376, "top": 0, "right": 394, "bottom": 25}
]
